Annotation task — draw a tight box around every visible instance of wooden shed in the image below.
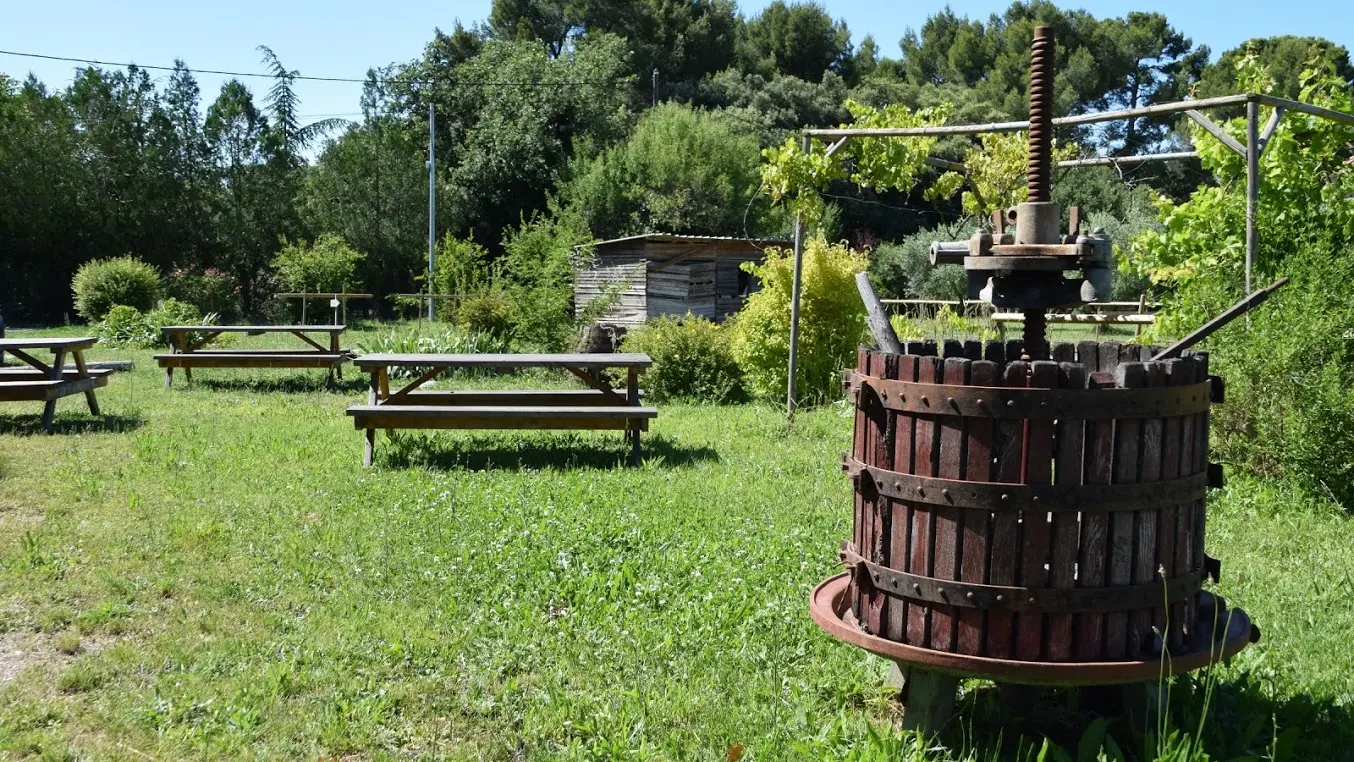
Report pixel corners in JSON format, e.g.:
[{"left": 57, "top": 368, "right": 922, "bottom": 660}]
[{"left": 574, "top": 233, "right": 788, "bottom": 327}]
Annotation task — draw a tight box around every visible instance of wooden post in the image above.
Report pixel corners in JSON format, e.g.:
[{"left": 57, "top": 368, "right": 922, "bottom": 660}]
[
  {"left": 72, "top": 350, "right": 100, "bottom": 416},
  {"left": 1245, "top": 99, "right": 1259, "bottom": 295},
  {"left": 894, "top": 664, "right": 958, "bottom": 737},
  {"left": 857, "top": 271, "right": 903, "bottom": 353},
  {"left": 364, "top": 368, "right": 379, "bottom": 467},
  {"left": 627, "top": 367, "right": 641, "bottom": 464},
  {"left": 787, "top": 134, "right": 809, "bottom": 419},
  {"left": 41, "top": 349, "right": 64, "bottom": 432}
]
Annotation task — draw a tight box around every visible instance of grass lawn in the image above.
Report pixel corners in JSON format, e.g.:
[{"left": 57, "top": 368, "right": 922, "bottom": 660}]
[{"left": 2, "top": 323, "right": 1353, "bottom": 761}]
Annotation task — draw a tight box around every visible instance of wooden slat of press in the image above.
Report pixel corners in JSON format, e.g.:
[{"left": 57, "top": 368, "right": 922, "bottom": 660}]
[
  {"left": 1106, "top": 361, "right": 1147, "bottom": 659},
  {"left": 852, "top": 347, "right": 869, "bottom": 614},
  {"left": 1077, "top": 343, "right": 1116, "bottom": 661},
  {"left": 986, "top": 359, "right": 1028, "bottom": 659},
  {"left": 1132, "top": 361, "right": 1167, "bottom": 656},
  {"left": 1048, "top": 360, "right": 1086, "bottom": 660},
  {"left": 1177, "top": 355, "right": 1198, "bottom": 647},
  {"left": 908, "top": 354, "right": 942, "bottom": 647},
  {"left": 1015, "top": 361, "right": 1059, "bottom": 660},
  {"left": 865, "top": 351, "right": 895, "bottom": 635},
  {"left": 958, "top": 359, "right": 998, "bottom": 655},
  {"left": 888, "top": 353, "right": 917, "bottom": 643},
  {"left": 929, "top": 354, "right": 969, "bottom": 652},
  {"left": 1159, "top": 359, "right": 1185, "bottom": 652}
]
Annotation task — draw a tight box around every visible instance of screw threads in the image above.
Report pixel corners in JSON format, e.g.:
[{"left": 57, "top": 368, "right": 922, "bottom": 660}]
[{"left": 1027, "top": 25, "right": 1055, "bottom": 204}]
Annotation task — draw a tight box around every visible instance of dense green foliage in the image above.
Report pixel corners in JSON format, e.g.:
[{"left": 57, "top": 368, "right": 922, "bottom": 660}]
[
  {"left": 3, "top": 0, "right": 1352, "bottom": 330},
  {"left": 731, "top": 235, "right": 866, "bottom": 402},
  {"left": 620, "top": 315, "right": 745, "bottom": 402},
  {"left": 96, "top": 298, "right": 214, "bottom": 348},
  {"left": 271, "top": 234, "right": 366, "bottom": 293},
  {"left": 868, "top": 221, "right": 970, "bottom": 301},
  {"left": 164, "top": 268, "right": 241, "bottom": 322},
  {"left": 1127, "top": 56, "right": 1354, "bottom": 507},
  {"left": 71, "top": 256, "right": 163, "bottom": 322},
  {"left": 562, "top": 103, "right": 771, "bottom": 238}
]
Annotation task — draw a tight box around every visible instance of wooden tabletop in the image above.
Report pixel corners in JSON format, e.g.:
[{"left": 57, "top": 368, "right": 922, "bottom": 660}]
[
  {"left": 354, "top": 353, "right": 652, "bottom": 369},
  {"left": 0, "top": 336, "right": 98, "bottom": 351},
  {"left": 160, "top": 325, "right": 346, "bottom": 333}
]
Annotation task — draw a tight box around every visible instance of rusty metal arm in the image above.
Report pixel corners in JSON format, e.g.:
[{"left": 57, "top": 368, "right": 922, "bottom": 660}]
[{"left": 1152, "top": 277, "right": 1289, "bottom": 361}]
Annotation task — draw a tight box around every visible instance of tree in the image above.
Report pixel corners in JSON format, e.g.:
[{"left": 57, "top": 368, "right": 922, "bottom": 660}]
[
  {"left": 738, "top": 1, "right": 852, "bottom": 83},
  {"left": 1096, "top": 13, "right": 1208, "bottom": 153},
  {"left": 302, "top": 71, "right": 428, "bottom": 303},
  {"left": 272, "top": 234, "right": 366, "bottom": 293},
  {"left": 1198, "top": 36, "right": 1354, "bottom": 102},
  {"left": 205, "top": 80, "right": 298, "bottom": 315},
  {"left": 560, "top": 103, "right": 770, "bottom": 238},
  {"left": 392, "top": 35, "right": 632, "bottom": 251}
]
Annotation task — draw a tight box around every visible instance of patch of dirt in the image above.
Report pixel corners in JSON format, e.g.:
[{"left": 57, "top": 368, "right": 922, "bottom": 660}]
[
  {"left": 0, "top": 630, "right": 51, "bottom": 687},
  {"left": 0, "top": 629, "right": 115, "bottom": 688}
]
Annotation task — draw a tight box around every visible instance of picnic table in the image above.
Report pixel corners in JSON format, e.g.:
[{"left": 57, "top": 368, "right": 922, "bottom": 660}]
[
  {"left": 347, "top": 353, "right": 658, "bottom": 467},
  {"left": 155, "top": 325, "right": 349, "bottom": 387},
  {"left": 0, "top": 337, "right": 108, "bottom": 431}
]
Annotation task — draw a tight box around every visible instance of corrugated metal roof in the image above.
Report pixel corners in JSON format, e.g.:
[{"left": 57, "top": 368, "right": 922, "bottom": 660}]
[{"left": 584, "top": 232, "right": 792, "bottom": 248}]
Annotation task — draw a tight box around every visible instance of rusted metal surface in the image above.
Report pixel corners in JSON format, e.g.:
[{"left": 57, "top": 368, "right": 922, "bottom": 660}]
[
  {"left": 810, "top": 574, "right": 1257, "bottom": 686},
  {"left": 818, "top": 341, "right": 1254, "bottom": 679},
  {"left": 842, "top": 544, "right": 1204, "bottom": 613},
  {"left": 845, "top": 370, "right": 1212, "bottom": 419},
  {"left": 843, "top": 456, "right": 1208, "bottom": 512}
]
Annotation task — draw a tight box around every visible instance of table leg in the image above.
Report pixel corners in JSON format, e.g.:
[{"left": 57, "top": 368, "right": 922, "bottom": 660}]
[
  {"left": 164, "top": 366, "right": 174, "bottom": 389},
  {"left": 364, "top": 368, "right": 380, "bottom": 466},
  {"left": 41, "top": 349, "right": 64, "bottom": 433},
  {"left": 72, "top": 350, "right": 101, "bottom": 416},
  {"left": 364, "top": 427, "right": 376, "bottom": 467},
  {"left": 627, "top": 367, "right": 641, "bottom": 464}
]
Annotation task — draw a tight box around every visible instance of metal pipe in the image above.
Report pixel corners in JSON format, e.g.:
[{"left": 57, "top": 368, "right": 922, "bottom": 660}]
[
  {"left": 1152, "top": 278, "right": 1288, "bottom": 361},
  {"left": 427, "top": 103, "right": 437, "bottom": 321},
  {"left": 1055, "top": 151, "right": 1197, "bottom": 168},
  {"left": 787, "top": 135, "right": 808, "bottom": 418},
  {"left": 1246, "top": 100, "right": 1259, "bottom": 295},
  {"left": 803, "top": 94, "right": 1257, "bottom": 139}
]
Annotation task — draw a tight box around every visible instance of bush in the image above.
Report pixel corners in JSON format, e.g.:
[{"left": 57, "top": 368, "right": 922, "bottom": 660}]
[
  {"left": 1125, "top": 56, "right": 1354, "bottom": 506},
  {"left": 358, "top": 327, "right": 511, "bottom": 379},
  {"left": 500, "top": 213, "right": 592, "bottom": 351},
  {"left": 431, "top": 234, "right": 492, "bottom": 302},
  {"left": 868, "top": 221, "right": 970, "bottom": 300},
  {"left": 272, "top": 234, "right": 366, "bottom": 293},
  {"left": 730, "top": 235, "right": 866, "bottom": 403},
  {"left": 97, "top": 298, "right": 216, "bottom": 349},
  {"left": 457, "top": 286, "right": 518, "bottom": 339},
  {"left": 165, "top": 267, "right": 240, "bottom": 321},
  {"left": 621, "top": 315, "right": 745, "bottom": 403},
  {"left": 72, "top": 256, "right": 162, "bottom": 321}
]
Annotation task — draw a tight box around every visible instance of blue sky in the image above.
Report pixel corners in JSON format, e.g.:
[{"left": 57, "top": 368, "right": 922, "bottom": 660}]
[{"left": 3, "top": 0, "right": 1351, "bottom": 126}]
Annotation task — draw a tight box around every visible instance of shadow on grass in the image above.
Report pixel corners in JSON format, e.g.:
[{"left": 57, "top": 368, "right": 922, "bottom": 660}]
[
  {"left": 196, "top": 374, "right": 367, "bottom": 395},
  {"left": 0, "top": 412, "right": 145, "bottom": 436},
  {"left": 379, "top": 432, "right": 719, "bottom": 471},
  {"left": 932, "top": 672, "right": 1353, "bottom": 760}
]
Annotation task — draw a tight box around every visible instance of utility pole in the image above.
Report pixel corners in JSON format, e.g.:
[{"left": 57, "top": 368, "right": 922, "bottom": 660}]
[
  {"left": 652, "top": 69, "right": 659, "bottom": 107},
  {"left": 427, "top": 103, "right": 436, "bottom": 321}
]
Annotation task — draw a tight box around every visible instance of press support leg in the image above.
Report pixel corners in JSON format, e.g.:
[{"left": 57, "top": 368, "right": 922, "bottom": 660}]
[{"left": 892, "top": 664, "right": 958, "bottom": 737}]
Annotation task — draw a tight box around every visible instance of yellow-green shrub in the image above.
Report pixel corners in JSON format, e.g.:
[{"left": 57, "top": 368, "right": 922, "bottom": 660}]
[
  {"left": 621, "top": 315, "right": 744, "bottom": 403},
  {"left": 730, "top": 236, "right": 866, "bottom": 404}
]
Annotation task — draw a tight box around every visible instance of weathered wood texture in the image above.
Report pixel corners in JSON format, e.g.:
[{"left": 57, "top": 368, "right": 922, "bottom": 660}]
[
  {"left": 573, "top": 236, "right": 773, "bottom": 326},
  {"left": 847, "top": 341, "right": 1212, "bottom": 664}
]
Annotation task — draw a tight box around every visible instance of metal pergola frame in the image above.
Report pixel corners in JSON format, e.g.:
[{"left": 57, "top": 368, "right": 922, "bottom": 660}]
[{"left": 784, "top": 92, "right": 1354, "bottom": 416}]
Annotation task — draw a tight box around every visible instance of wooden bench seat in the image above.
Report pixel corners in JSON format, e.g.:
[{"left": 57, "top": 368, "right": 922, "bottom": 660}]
[
  {"left": 0, "top": 375, "right": 110, "bottom": 402},
  {"left": 0, "top": 367, "right": 115, "bottom": 380},
  {"left": 347, "top": 404, "right": 657, "bottom": 431},
  {"left": 381, "top": 389, "right": 643, "bottom": 407},
  {"left": 154, "top": 352, "right": 348, "bottom": 368}
]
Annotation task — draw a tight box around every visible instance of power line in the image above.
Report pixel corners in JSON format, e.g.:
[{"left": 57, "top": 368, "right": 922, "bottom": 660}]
[{"left": 0, "top": 48, "right": 630, "bottom": 87}]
